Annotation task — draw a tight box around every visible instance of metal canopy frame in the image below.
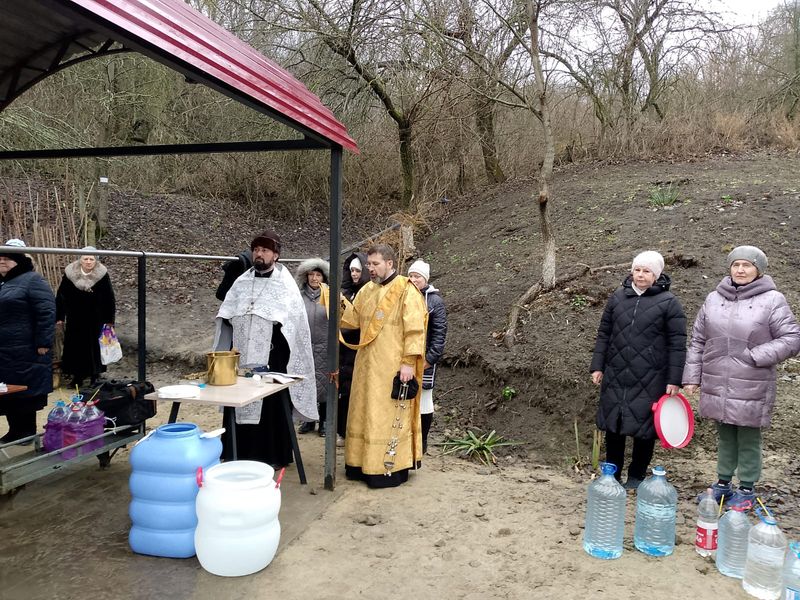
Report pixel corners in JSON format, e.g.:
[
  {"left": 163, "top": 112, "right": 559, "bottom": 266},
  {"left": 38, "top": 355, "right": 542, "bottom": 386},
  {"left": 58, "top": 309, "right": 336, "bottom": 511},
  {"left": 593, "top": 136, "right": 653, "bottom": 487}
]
[
  {"left": 1, "top": 37, "right": 130, "bottom": 112},
  {"left": 0, "top": 0, "right": 355, "bottom": 490}
]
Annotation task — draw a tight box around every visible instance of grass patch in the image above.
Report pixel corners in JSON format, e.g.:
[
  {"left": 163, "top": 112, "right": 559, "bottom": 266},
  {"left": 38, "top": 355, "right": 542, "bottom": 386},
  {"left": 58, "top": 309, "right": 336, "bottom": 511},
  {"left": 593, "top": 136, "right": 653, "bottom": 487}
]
[
  {"left": 570, "top": 294, "right": 589, "bottom": 310},
  {"left": 648, "top": 185, "right": 680, "bottom": 207},
  {"left": 438, "top": 430, "right": 521, "bottom": 465}
]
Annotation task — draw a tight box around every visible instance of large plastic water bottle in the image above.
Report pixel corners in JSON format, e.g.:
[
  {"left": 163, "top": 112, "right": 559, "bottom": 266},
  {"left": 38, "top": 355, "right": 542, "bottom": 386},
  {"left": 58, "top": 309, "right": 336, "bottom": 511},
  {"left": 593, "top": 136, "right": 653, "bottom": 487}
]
[
  {"left": 42, "top": 401, "right": 69, "bottom": 452},
  {"left": 696, "top": 487, "right": 720, "bottom": 557},
  {"left": 742, "top": 508, "right": 787, "bottom": 599},
  {"left": 716, "top": 502, "right": 752, "bottom": 578},
  {"left": 784, "top": 542, "right": 800, "bottom": 600},
  {"left": 634, "top": 465, "right": 677, "bottom": 557},
  {"left": 82, "top": 400, "right": 105, "bottom": 452},
  {"left": 62, "top": 402, "right": 88, "bottom": 459},
  {"left": 583, "top": 462, "right": 626, "bottom": 559}
]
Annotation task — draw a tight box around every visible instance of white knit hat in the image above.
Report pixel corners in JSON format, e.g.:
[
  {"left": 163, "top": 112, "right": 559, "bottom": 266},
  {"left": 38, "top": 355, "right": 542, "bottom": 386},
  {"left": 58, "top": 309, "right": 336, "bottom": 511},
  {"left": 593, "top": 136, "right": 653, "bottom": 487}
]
[
  {"left": 631, "top": 251, "right": 664, "bottom": 280},
  {"left": 349, "top": 256, "right": 362, "bottom": 271},
  {"left": 408, "top": 259, "right": 430, "bottom": 282},
  {"left": 0, "top": 238, "right": 27, "bottom": 260}
]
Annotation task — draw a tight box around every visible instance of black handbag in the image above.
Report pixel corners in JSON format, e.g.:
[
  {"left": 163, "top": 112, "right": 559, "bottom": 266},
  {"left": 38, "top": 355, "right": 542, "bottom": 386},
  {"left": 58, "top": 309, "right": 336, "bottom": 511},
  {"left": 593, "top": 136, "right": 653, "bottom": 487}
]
[
  {"left": 390, "top": 374, "right": 419, "bottom": 399},
  {"left": 80, "top": 380, "right": 156, "bottom": 426}
]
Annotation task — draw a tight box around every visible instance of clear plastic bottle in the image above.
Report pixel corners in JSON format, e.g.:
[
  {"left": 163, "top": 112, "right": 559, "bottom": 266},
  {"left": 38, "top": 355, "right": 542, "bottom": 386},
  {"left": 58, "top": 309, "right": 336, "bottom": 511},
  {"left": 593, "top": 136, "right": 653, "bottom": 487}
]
[
  {"left": 742, "top": 509, "right": 787, "bottom": 600},
  {"left": 784, "top": 542, "right": 800, "bottom": 600},
  {"left": 583, "top": 462, "right": 627, "bottom": 559},
  {"left": 82, "top": 400, "right": 105, "bottom": 451},
  {"left": 62, "top": 403, "right": 88, "bottom": 458},
  {"left": 696, "top": 487, "right": 720, "bottom": 557},
  {"left": 634, "top": 465, "right": 677, "bottom": 557},
  {"left": 43, "top": 401, "right": 69, "bottom": 451},
  {"left": 716, "top": 502, "right": 752, "bottom": 579}
]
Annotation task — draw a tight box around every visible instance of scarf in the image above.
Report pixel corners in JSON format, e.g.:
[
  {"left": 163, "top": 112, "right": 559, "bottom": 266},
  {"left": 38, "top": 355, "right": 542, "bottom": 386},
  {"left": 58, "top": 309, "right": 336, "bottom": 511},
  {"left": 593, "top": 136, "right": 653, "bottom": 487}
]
[{"left": 65, "top": 260, "right": 107, "bottom": 292}]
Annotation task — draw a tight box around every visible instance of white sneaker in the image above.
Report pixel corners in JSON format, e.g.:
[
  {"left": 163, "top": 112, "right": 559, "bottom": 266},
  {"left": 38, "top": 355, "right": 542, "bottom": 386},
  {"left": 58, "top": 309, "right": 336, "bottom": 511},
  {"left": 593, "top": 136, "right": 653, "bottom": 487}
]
[{"left": 336, "top": 434, "right": 345, "bottom": 448}]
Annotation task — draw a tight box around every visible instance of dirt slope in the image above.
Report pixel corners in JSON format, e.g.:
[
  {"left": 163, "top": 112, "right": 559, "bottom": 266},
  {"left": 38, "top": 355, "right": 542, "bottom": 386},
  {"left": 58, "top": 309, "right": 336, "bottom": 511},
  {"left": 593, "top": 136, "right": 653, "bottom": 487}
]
[
  {"left": 416, "top": 151, "right": 800, "bottom": 530},
  {"left": 94, "top": 151, "right": 799, "bottom": 483}
]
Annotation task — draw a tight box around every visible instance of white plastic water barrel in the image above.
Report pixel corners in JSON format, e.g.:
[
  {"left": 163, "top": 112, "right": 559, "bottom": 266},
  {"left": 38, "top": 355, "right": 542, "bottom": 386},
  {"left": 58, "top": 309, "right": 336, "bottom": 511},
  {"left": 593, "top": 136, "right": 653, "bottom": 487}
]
[{"left": 195, "top": 460, "right": 281, "bottom": 576}]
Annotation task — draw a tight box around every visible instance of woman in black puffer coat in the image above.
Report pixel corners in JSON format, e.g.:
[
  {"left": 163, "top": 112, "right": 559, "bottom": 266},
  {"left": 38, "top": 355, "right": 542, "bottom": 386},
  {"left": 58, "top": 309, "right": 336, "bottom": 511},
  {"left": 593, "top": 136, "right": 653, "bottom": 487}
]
[
  {"left": 0, "top": 240, "right": 56, "bottom": 443},
  {"left": 408, "top": 260, "right": 447, "bottom": 454},
  {"left": 590, "top": 251, "right": 686, "bottom": 489}
]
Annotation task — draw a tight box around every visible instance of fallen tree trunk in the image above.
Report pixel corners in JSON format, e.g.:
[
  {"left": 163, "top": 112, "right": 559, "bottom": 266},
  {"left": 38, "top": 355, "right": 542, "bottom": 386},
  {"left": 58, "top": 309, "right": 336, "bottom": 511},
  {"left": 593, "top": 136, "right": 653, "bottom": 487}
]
[{"left": 502, "top": 256, "right": 692, "bottom": 349}]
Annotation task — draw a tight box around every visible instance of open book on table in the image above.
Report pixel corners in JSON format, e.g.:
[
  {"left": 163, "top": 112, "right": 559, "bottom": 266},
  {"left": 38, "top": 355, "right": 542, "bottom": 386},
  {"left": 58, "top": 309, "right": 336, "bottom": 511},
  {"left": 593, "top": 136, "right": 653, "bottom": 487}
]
[{"left": 257, "top": 372, "right": 305, "bottom": 384}]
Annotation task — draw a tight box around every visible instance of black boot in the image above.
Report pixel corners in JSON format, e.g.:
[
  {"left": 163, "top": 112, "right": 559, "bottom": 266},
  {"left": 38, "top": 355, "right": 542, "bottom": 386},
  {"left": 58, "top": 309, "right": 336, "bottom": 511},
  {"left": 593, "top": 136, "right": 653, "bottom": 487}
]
[
  {"left": 317, "top": 403, "right": 326, "bottom": 437},
  {"left": 1, "top": 410, "right": 37, "bottom": 445},
  {"left": 298, "top": 421, "right": 316, "bottom": 434}
]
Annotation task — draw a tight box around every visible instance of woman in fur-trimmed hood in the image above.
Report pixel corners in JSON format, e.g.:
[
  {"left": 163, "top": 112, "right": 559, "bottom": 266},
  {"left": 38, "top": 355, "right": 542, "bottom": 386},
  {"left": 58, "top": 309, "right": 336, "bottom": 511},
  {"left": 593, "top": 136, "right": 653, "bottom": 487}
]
[
  {"left": 295, "top": 258, "right": 331, "bottom": 435},
  {"left": 56, "top": 247, "right": 116, "bottom": 387}
]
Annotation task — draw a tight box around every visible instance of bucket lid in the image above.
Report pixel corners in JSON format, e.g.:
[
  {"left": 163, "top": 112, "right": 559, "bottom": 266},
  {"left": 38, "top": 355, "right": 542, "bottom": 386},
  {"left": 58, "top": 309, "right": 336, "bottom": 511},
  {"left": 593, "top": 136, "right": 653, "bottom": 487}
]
[
  {"left": 652, "top": 393, "right": 694, "bottom": 449},
  {"left": 204, "top": 460, "right": 276, "bottom": 489}
]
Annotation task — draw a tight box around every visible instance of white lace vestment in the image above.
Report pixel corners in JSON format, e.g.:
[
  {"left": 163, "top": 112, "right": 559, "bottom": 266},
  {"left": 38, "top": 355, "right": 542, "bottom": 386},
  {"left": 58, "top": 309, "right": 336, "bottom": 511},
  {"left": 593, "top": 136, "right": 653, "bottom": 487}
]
[{"left": 213, "top": 263, "right": 317, "bottom": 424}]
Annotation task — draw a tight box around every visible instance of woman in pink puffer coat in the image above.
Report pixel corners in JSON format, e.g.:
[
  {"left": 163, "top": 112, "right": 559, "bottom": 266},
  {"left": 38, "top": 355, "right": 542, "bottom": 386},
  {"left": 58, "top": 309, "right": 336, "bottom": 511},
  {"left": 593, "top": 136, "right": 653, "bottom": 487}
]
[{"left": 683, "top": 246, "right": 800, "bottom": 506}]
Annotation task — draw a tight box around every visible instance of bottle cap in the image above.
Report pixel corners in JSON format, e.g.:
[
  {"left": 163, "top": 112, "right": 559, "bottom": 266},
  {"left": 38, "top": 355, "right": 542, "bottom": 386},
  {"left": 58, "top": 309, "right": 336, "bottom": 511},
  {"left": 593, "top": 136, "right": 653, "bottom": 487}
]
[
  {"left": 652, "top": 466, "right": 666, "bottom": 476},
  {"left": 599, "top": 462, "right": 617, "bottom": 476}
]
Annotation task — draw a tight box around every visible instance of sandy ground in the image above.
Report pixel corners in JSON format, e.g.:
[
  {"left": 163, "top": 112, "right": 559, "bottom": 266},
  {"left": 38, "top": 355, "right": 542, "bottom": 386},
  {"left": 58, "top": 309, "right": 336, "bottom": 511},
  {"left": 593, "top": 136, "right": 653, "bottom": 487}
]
[{"left": 1, "top": 385, "right": 783, "bottom": 600}]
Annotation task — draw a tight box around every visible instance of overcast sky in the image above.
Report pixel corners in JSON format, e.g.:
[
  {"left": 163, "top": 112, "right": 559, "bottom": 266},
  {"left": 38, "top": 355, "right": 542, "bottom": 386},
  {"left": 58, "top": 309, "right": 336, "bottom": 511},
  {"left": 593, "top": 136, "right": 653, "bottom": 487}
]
[{"left": 717, "top": 0, "right": 786, "bottom": 24}]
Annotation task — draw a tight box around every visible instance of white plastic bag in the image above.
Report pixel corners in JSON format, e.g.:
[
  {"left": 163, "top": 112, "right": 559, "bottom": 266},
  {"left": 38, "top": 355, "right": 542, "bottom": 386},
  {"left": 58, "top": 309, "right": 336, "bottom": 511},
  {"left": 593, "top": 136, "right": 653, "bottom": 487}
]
[{"left": 99, "top": 324, "right": 123, "bottom": 365}]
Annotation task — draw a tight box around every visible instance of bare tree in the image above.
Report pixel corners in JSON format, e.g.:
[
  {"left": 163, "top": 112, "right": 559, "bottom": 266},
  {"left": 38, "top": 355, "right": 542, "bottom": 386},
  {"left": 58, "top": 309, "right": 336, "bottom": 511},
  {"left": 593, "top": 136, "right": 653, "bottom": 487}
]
[
  {"left": 243, "top": 0, "right": 451, "bottom": 208},
  {"left": 437, "top": 0, "right": 529, "bottom": 184},
  {"left": 753, "top": 0, "right": 800, "bottom": 119},
  {"left": 540, "top": 0, "right": 726, "bottom": 153}
]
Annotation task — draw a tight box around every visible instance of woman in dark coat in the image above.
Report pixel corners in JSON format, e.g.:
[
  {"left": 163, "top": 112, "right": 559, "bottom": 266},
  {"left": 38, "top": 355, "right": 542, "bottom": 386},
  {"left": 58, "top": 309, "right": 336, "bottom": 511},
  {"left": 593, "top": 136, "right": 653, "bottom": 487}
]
[
  {"left": 408, "top": 259, "right": 447, "bottom": 454},
  {"left": 337, "top": 252, "right": 370, "bottom": 445},
  {"left": 56, "top": 247, "right": 116, "bottom": 387},
  {"left": 0, "top": 239, "right": 56, "bottom": 443},
  {"left": 296, "top": 258, "right": 330, "bottom": 436},
  {"left": 590, "top": 251, "right": 686, "bottom": 489}
]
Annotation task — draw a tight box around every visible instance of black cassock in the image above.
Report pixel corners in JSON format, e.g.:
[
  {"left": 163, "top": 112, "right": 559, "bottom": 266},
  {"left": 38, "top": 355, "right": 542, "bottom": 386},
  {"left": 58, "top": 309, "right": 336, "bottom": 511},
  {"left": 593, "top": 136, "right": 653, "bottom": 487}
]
[
  {"left": 219, "top": 267, "right": 294, "bottom": 467},
  {"left": 56, "top": 272, "right": 115, "bottom": 382}
]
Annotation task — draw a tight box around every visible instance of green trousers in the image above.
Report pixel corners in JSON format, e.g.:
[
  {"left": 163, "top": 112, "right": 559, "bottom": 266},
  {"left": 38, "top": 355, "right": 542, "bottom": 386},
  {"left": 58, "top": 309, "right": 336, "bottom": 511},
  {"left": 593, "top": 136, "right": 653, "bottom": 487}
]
[{"left": 717, "top": 422, "right": 762, "bottom": 488}]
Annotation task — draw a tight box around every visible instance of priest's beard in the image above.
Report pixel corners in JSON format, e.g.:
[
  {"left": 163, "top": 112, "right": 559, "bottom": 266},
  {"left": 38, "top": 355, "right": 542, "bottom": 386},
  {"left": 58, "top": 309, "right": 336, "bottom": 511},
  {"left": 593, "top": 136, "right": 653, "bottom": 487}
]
[{"left": 254, "top": 258, "right": 275, "bottom": 272}]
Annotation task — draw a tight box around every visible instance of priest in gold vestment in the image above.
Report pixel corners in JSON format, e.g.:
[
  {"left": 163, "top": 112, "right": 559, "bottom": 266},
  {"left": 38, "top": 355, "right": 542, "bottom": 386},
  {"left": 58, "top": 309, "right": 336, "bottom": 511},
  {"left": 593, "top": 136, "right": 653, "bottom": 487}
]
[{"left": 340, "top": 244, "right": 427, "bottom": 488}]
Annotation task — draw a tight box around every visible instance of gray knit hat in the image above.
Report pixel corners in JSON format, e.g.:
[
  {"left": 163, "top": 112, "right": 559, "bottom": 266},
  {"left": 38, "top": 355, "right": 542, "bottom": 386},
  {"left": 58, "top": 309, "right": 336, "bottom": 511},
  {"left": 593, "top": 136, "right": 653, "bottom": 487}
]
[{"left": 727, "top": 245, "right": 768, "bottom": 274}]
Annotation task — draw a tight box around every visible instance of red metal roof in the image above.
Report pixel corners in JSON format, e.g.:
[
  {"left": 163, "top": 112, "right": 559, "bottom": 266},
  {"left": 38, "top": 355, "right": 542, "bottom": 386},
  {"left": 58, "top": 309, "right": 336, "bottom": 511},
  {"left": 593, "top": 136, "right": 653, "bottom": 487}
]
[{"left": 1, "top": 0, "right": 358, "bottom": 153}]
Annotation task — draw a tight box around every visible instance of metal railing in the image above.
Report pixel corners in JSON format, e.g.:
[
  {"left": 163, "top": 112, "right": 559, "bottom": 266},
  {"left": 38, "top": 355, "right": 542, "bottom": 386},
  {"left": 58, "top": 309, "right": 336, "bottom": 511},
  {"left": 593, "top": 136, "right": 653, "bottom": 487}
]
[{"left": 0, "top": 245, "right": 307, "bottom": 382}]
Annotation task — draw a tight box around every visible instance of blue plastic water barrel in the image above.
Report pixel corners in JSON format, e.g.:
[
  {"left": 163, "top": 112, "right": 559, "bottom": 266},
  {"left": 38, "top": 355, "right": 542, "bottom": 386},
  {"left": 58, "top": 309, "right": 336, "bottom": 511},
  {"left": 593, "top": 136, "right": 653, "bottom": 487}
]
[{"left": 129, "top": 423, "right": 222, "bottom": 558}]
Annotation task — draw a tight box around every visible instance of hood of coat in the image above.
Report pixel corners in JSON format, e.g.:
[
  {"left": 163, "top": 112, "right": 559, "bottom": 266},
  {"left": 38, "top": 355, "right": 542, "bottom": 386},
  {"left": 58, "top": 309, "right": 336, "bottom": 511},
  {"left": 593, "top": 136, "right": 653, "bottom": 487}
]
[
  {"left": 715, "top": 274, "right": 776, "bottom": 301},
  {"left": 342, "top": 251, "right": 370, "bottom": 293},
  {"left": 65, "top": 260, "right": 107, "bottom": 291},
  {"left": 622, "top": 272, "right": 672, "bottom": 296},
  {"left": 421, "top": 284, "right": 440, "bottom": 297},
  {"left": 0, "top": 256, "right": 34, "bottom": 282},
  {"left": 295, "top": 257, "right": 330, "bottom": 287}
]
